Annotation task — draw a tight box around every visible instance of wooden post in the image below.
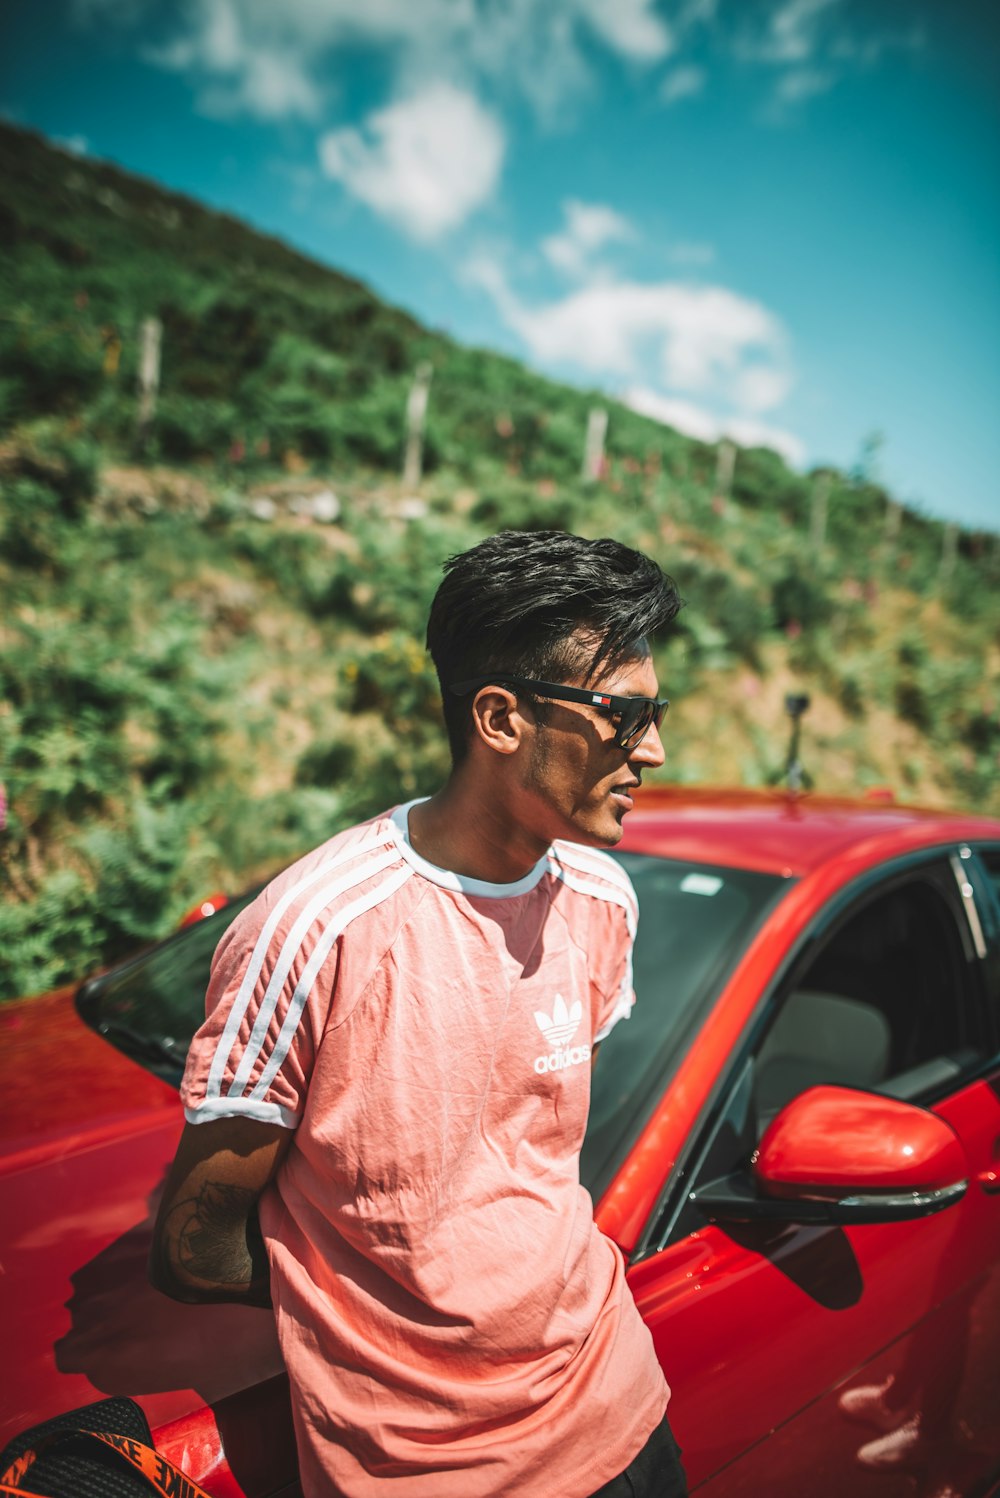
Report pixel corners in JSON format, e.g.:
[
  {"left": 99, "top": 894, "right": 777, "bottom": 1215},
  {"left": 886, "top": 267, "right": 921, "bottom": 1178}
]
[
  {"left": 940, "top": 522, "right": 959, "bottom": 585},
  {"left": 581, "top": 407, "right": 608, "bottom": 483},
  {"left": 135, "top": 315, "right": 162, "bottom": 452},
  {"left": 884, "top": 496, "right": 902, "bottom": 543},
  {"left": 715, "top": 439, "right": 736, "bottom": 499},
  {"left": 810, "top": 472, "right": 831, "bottom": 557},
  {"left": 882, "top": 496, "right": 902, "bottom": 571},
  {"left": 402, "top": 362, "right": 433, "bottom": 491}
]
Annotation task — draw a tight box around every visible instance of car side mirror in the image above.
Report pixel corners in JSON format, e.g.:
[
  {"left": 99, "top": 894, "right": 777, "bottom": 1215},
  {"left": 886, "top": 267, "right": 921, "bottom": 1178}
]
[{"left": 690, "top": 1084, "right": 968, "bottom": 1226}]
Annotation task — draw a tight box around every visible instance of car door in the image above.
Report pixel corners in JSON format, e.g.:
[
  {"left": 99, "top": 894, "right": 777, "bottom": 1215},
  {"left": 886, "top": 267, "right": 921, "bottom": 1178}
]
[{"left": 624, "top": 849, "right": 1000, "bottom": 1496}]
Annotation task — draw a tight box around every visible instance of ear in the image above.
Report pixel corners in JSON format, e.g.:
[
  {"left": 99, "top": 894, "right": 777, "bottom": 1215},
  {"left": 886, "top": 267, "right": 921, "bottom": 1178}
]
[{"left": 470, "top": 686, "right": 532, "bottom": 757}]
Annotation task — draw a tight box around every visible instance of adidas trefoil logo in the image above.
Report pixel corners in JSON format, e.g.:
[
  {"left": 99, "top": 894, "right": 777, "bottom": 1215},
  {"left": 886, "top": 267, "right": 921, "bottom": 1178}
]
[
  {"left": 532, "top": 994, "right": 591, "bottom": 1075},
  {"left": 534, "top": 994, "right": 582, "bottom": 1046}
]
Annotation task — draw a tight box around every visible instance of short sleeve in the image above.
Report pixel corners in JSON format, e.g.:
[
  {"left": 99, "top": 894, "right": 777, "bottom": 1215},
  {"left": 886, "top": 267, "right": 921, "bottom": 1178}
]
[
  {"left": 586, "top": 862, "right": 640, "bottom": 1048},
  {"left": 180, "top": 892, "right": 336, "bottom": 1129},
  {"left": 593, "top": 892, "right": 637, "bottom": 1044}
]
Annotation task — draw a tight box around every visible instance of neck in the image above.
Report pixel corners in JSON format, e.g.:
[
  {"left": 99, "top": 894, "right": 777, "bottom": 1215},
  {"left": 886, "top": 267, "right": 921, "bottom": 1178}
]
[{"left": 407, "top": 772, "right": 550, "bottom": 885}]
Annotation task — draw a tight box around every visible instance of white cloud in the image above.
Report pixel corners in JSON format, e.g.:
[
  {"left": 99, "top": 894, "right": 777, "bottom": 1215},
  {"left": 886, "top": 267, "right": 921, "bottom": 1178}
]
[
  {"left": 54, "top": 134, "right": 90, "bottom": 156},
  {"left": 319, "top": 84, "right": 504, "bottom": 241},
  {"left": 730, "top": 0, "right": 921, "bottom": 119},
  {"left": 542, "top": 199, "right": 636, "bottom": 278},
  {"left": 677, "top": 0, "right": 718, "bottom": 25},
  {"left": 90, "top": 0, "right": 676, "bottom": 127},
  {"left": 772, "top": 66, "right": 836, "bottom": 106},
  {"left": 624, "top": 386, "right": 805, "bottom": 466},
  {"left": 202, "top": 53, "right": 321, "bottom": 120},
  {"left": 659, "top": 65, "right": 706, "bottom": 106},
  {"left": 576, "top": 0, "right": 675, "bottom": 62},
  {"left": 468, "top": 253, "right": 802, "bottom": 463},
  {"left": 467, "top": 258, "right": 793, "bottom": 412},
  {"left": 79, "top": 0, "right": 926, "bottom": 132},
  {"left": 146, "top": 0, "right": 323, "bottom": 120},
  {"left": 830, "top": 24, "right": 925, "bottom": 66},
  {"left": 668, "top": 241, "right": 715, "bottom": 266},
  {"left": 732, "top": 363, "right": 793, "bottom": 414},
  {"left": 740, "top": 0, "right": 842, "bottom": 65}
]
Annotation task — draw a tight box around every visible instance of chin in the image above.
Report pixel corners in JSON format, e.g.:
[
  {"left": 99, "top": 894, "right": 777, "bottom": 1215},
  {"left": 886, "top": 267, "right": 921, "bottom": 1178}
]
[{"left": 570, "top": 815, "right": 624, "bottom": 848}]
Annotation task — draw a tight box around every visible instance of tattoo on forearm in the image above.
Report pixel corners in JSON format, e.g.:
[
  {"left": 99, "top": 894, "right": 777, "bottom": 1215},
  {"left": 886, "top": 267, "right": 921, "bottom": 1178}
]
[{"left": 165, "top": 1180, "right": 271, "bottom": 1303}]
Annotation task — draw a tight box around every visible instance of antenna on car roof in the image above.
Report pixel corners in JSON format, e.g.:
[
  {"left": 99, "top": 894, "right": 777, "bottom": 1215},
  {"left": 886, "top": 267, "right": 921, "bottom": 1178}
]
[
  {"left": 766, "top": 695, "right": 814, "bottom": 796},
  {"left": 771, "top": 693, "right": 813, "bottom": 793}
]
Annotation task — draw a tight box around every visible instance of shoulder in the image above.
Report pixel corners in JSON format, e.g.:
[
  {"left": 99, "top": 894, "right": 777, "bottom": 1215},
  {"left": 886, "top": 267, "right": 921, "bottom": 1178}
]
[
  {"left": 219, "top": 809, "right": 417, "bottom": 965},
  {"left": 547, "top": 841, "right": 639, "bottom": 928}
]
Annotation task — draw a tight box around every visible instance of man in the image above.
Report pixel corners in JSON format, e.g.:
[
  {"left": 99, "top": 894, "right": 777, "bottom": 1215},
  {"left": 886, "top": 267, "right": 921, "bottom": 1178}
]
[{"left": 150, "top": 529, "right": 686, "bottom": 1497}]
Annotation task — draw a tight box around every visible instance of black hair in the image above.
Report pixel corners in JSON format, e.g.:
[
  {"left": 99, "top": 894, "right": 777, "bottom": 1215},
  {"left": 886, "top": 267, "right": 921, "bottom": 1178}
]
[{"left": 426, "top": 530, "right": 683, "bottom": 764}]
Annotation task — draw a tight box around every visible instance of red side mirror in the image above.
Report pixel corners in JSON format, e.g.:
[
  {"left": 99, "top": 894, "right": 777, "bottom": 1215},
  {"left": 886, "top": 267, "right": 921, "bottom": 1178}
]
[{"left": 755, "top": 1085, "right": 967, "bottom": 1200}]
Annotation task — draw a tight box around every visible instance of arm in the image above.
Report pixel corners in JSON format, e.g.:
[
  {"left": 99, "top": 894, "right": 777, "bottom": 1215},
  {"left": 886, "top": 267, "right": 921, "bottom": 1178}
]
[{"left": 149, "top": 1115, "right": 294, "bottom": 1308}]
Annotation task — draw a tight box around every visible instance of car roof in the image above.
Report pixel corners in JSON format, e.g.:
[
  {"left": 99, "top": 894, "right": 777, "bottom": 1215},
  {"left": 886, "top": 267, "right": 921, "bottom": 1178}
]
[{"left": 621, "top": 786, "right": 1000, "bottom": 878}]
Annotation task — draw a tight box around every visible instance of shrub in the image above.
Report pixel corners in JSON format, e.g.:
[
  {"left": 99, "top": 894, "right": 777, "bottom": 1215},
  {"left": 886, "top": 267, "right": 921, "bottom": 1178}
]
[
  {"left": 295, "top": 738, "right": 357, "bottom": 788},
  {"left": 731, "top": 447, "right": 810, "bottom": 523},
  {"left": 668, "top": 559, "right": 770, "bottom": 668},
  {"left": 0, "top": 477, "right": 73, "bottom": 571},
  {"left": 0, "top": 868, "right": 106, "bottom": 999},
  {"left": 471, "top": 477, "right": 584, "bottom": 534},
  {"left": 771, "top": 563, "right": 834, "bottom": 633},
  {"left": 155, "top": 394, "right": 240, "bottom": 460}
]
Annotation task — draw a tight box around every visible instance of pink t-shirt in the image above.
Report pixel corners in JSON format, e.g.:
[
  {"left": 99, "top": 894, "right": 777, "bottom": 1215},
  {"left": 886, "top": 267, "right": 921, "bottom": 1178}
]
[{"left": 181, "top": 803, "right": 668, "bottom": 1497}]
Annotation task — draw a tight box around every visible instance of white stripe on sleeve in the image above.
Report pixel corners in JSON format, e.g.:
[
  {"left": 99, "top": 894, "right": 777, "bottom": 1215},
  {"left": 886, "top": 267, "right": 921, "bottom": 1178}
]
[
  {"left": 551, "top": 843, "right": 639, "bottom": 922},
  {"left": 550, "top": 862, "right": 637, "bottom": 1043},
  {"left": 247, "top": 863, "right": 415, "bottom": 1102},
  {"left": 224, "top": 846, "right": 402, "bottom": 1098},
  {"left": 549, "top": 864, "right": 638, "bottom": 940},
  {"left": 185, "top": 1095, "right": 301, "bottom": 1128},
  {"left": 204, "top": 829, "right": 392, "bottom": 1102}
]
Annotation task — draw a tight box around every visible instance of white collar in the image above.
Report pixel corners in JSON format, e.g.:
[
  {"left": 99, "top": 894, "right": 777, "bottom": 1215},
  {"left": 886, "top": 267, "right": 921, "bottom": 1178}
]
[{"left": 389, "top": 799, "right": 550, "bottom": 899}]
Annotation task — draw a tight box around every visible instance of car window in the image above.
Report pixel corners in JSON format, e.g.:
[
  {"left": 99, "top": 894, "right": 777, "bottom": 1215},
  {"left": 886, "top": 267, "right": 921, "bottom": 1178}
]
[
  {"left": 76, "top": 889, "right": 260, "bottom": 1084},
  {"left": 754, "top": 870, "right": 980, "bottom": 1129},
  {"left": 663, "top": 860, "right": 988, "bottom": 1247},
  {"left": 978, "top": 851, "right": 1000, "bottom": 913},
  {"left": 581, "top": 855, "right": 786, "bottom": 1203}
]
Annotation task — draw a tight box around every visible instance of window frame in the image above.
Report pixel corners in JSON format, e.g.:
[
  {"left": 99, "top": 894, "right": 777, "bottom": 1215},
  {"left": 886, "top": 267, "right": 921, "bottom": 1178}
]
[
  {"left": 965, "top": 844, "right": 1000, "bottom": 1049},
  {"left": 633, "top": 843, "right": 995, "bottom": 1263}
]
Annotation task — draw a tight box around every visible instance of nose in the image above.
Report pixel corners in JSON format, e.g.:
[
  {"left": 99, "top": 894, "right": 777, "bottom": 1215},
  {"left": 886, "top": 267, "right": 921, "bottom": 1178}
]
[{"left": 630, "top": 718, "right": 666, "bottom": 771}]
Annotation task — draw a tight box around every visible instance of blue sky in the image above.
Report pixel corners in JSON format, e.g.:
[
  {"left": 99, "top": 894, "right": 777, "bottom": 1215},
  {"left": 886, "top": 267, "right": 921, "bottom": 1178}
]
[{"left": 3, "top": 0, "right": 998, "bottom": 530}]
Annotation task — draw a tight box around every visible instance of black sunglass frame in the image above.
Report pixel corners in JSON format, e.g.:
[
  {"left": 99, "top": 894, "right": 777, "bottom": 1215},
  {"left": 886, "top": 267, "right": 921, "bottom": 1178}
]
[{"left": 449, "top": 675, "right": 669, "bottom": 751}]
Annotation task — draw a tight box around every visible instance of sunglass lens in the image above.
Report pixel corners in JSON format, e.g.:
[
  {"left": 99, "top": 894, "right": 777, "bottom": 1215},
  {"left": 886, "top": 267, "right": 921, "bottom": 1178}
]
[{"left": 619, "top": 703, "right": 654, "bottom": 750}]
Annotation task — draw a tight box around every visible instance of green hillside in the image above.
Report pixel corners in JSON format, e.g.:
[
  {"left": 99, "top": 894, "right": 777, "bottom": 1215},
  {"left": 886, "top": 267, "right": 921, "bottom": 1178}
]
[{"left": 1, "top": 122, "right": 997, "bottom": 999}]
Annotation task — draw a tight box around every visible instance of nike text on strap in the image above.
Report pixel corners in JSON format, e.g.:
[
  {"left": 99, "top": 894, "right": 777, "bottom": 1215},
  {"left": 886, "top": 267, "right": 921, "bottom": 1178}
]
[{"left": 0, "top": 1426, "right": 215, "bottom": 1498}]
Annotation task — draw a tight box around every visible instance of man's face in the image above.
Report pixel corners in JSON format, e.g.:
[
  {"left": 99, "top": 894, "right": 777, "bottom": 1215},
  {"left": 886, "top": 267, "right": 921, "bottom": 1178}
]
[{"left": 516, "top": 645, "right": 666, "bottom": 849}]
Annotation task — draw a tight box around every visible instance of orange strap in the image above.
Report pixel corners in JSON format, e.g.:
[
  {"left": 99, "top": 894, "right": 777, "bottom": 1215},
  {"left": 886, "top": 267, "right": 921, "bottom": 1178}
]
[{"left": 0, "top": 1426, "right": 214, "bottom": 1498}]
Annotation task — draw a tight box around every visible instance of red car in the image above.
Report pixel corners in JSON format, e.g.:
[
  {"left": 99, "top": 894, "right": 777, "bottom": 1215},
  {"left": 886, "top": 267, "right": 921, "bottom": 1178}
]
[{"left": 3, "top": 788, "right": 1000, "bottom": 1496}]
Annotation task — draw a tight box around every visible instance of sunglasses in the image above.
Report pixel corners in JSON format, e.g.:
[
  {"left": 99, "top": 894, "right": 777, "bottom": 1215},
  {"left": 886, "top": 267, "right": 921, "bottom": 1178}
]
[{"left": 449, "top": 675, "right": 669, "bottom": 751}]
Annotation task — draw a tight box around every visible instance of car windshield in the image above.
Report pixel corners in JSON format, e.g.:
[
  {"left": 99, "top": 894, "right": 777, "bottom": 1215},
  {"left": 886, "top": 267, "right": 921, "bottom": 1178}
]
[
  {"left": 78, "top": 854, "right": 786, "bottom": 1197},
  {"left": 581, "top": 853, "right": 786, "bottom": 1202}
]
